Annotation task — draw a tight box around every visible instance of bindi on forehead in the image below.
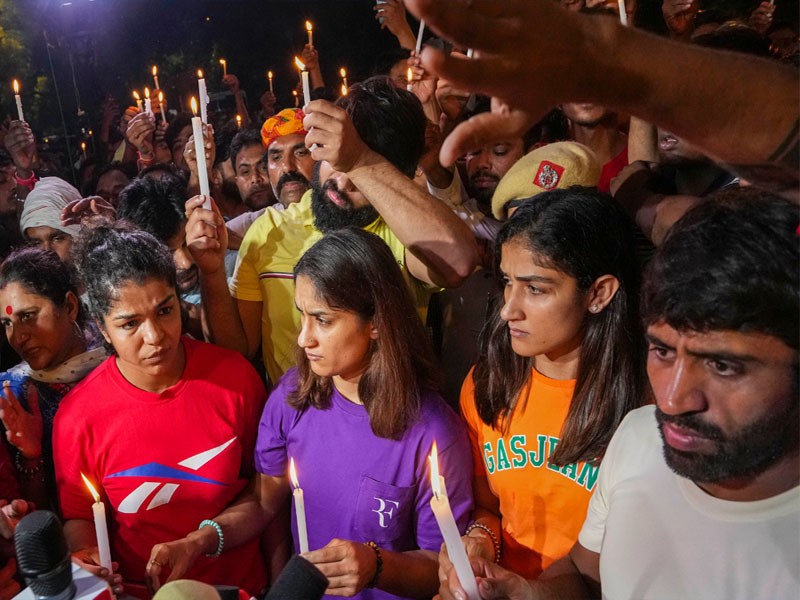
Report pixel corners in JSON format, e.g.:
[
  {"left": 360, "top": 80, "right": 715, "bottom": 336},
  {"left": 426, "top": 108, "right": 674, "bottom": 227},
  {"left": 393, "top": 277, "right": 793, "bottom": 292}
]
[{"left": 5, "top": 306, "right": 11, "bottom": 315}]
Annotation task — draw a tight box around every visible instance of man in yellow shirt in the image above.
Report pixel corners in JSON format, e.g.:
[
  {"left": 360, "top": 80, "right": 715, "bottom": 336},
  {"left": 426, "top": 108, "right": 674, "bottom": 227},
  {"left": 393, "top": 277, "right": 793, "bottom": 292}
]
[{"left": 185, "top": 76, "right": 478, "bottom": 382}]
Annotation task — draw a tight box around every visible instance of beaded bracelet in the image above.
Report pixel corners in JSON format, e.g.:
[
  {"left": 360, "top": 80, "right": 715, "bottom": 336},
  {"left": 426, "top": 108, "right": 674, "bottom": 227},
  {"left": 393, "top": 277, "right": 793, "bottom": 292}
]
[
  {"left": 198, "top": 519, "right": 224, "bottom": 558},
  {"left": 465, "top": 522, "right": 501, "bottom": 563},
  {"left": 13, "top": 452, "right": 44, "bottom": 479},
  {"left": 364, "top": 541, "right": 383, "bottom": 588}
]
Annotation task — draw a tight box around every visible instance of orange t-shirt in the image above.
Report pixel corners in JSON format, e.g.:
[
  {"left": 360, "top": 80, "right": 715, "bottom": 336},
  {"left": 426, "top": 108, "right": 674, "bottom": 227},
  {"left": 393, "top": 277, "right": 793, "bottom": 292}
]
[{"left": 460, "top": 368, "right": 599, "bottom": 579}]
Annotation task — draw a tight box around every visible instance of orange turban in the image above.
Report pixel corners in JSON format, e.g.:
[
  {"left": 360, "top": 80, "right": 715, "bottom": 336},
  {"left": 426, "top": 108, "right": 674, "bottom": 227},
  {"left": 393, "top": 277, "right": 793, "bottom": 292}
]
[{"left": 260, "top": 108, "right": 308, "bottom": 148}]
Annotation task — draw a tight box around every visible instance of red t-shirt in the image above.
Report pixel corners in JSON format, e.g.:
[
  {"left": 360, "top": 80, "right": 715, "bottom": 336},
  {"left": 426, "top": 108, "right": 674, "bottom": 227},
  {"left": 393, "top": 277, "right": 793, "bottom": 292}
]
[
  {"left": 54, "top": 338, "right": 267, "bottom": 598},
  {"left": 598, "top": 145, "right": 629, "bottom": 193}
]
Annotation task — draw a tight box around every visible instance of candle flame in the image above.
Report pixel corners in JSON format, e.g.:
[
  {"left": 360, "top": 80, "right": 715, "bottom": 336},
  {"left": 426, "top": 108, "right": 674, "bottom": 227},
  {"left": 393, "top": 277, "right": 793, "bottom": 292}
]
[
  {"left": 236, "top": 114, "right": 242, "bottom": 125},
  {"left": 219, "top": 58, "right": 226, "bottom": 66},
  {"left": 340, "top": 68, "right": 346, "bottom": 78},
  {"left": 341, "top": 83, "right": 348, "bottom": 96},
  {"left": 81, "top": 141, "right": 86, "bottom": 150},
  {"left": 305, "top": 20, "right": 313, "bottom": 32},
  {"left": 158, "top": 90, "right": 163, "bottom": 102},
  {"left": 429, "top": 441, "right": 442, "bottom": 499},
  {"left": 152, "top": 65, "right": 158, "bottom": 76},
  {"left": 294, "top": 56, "right": 306, "bottom": 71},
  {"left": 292, "top": 90, "right": 298, "bottom": 97},
  {"left": 289, "top": 457, "right": 300, "bottom": 489},
  {"left": 268, "top": 70, "right": 273, "bottom": 80},
  {"left": 190, "top": 96, "right": 198, "bottom": 115},
  {"left": 81, "top": 472, "right": 101, "bottom": 502},
  {"left": 197, "top": 69, "right": 204, "bottom": 79},
  {"left": 12, "top": 80, "right": 19, "bottom": 94},
  {"left": 144, "top": 86, "right": 150, "bottom": 99},
  {"left": 88, "top": 129, "right": 93, "bottom": 135},
  {"left": 407, "top": 67, "right": 413, "bottom": 84},
  {"left": 132, "top": 90, "right": 140, "bottom": 100}
]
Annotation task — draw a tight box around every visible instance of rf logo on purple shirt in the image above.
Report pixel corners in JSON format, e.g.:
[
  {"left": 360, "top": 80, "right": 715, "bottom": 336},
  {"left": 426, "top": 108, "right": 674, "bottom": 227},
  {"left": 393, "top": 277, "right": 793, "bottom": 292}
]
[{"left": 372, "top": 497, "right": 400, "bottom": 528}]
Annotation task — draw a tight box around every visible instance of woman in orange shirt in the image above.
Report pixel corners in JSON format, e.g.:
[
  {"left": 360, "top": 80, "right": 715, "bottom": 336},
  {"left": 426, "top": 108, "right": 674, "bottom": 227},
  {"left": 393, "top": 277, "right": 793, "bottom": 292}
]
[{"left": 439, "top": 187, "right": 649, "bottom": 585}]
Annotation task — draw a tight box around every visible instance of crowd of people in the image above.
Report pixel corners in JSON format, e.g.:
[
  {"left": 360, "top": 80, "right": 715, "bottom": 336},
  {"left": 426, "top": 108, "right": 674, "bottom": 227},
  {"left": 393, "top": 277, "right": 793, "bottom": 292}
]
[{"left": 0, "top": 0, "right": 797, "bottom": 598}]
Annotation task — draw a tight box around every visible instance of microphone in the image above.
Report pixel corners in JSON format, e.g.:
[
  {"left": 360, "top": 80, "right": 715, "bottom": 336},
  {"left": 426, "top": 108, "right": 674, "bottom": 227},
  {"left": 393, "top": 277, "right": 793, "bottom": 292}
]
[
  {"left": 264, "top": 554, "right": 328, "bottom": 600},
  {"left": 13, "top": 511, "right": 112, "bottom": 600}
]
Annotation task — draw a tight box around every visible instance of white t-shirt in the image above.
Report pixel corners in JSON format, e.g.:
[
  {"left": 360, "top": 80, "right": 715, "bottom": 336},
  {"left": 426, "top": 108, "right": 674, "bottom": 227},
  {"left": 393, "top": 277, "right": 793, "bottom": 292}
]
[{"left": 579, "top": 406, "right": 800, "bottom": 600}]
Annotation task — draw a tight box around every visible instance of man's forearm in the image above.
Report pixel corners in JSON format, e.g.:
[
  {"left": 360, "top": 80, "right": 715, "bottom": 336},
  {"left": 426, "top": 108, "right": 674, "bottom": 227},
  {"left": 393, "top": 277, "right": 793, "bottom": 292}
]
[
  {"left": 377, "top": 549, "right": 438, "bottom": 598},
  {"left": 584, "top": 17, "right": 798, "bottom": 166},
  {"left": 199, "top": 269, "right": 250, "bottom": 356},
  {"left": 529, "top": 554, "right": 598, "bottom": 599},
  {"left": 348, "top": 150, "right": 477, "bottom": 286}
]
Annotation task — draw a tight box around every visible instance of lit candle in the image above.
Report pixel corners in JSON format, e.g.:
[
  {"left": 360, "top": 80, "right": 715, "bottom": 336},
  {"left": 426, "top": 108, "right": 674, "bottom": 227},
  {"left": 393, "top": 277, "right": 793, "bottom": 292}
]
[
  {"left": 406, "top": 67, "right": 413, "bottom": 92},
  {"left": 144, "top": 87, "right": 153, "bottom": 118},
  {"left": 236, "top": 114, "right": 242, "bottom": 129},
  {"left": 618, "top": 0, "right": 628, "bottom": 25},
  {"left": 219, "top": 58, "right": 227, "bottom": 77},
  {"left": 158, "top": 91, "right": 167, "bottom": 124},
  {"left": 292, "top": 90, "right": 299, "bottom": 108},
  {"left": 305, "top": 20, "right": 314, "bottom": 48},
  {"left": 415, "top": 19, "right": 425, "bottom": 54},
  {"left": 197, "top": 70, "right": 208, "bottom": 124},
  {"left": 152, "top": 65, "right": 160, "bottom": 90},
  {"left": 12, "top": 80, "right": 24, "bottom": 122},
  {"left": 132, "top": 90, "right": 142, "bottom": 112},
  {"left": 268, "top": 70, "right": 274, "bottom": 93},
  {"left": 429, "top": 443, "right": 479, "bottom": 600},
  {"left": 339, "top": 67, "right": 348, "bottom": 90},
  {"left": 341, "top": 83, "right": 348, "bottom": 97},
  {"left": 80, "top": 141, "right": 87, "bottom": 159},
  {"left": 190, "top": 97, "right": 211, "bottom": 210},
  {"left": 295, "top": 56, "right": 311, "bottom": 106},
  {"left": 81, "top": 473, "right": 113, "bottom": 574},
  {"left": 466, "top": 49, "right": 474, "bottom": 58},
  {"left": 289, "top": 458, "right": 309, "bottom": 554}
]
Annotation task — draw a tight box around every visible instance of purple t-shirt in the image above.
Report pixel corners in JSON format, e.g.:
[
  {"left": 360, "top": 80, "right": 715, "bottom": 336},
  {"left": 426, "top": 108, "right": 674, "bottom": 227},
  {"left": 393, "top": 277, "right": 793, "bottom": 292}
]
[{"left": 256, "top": 368, "right": 474, "bottom": 600}]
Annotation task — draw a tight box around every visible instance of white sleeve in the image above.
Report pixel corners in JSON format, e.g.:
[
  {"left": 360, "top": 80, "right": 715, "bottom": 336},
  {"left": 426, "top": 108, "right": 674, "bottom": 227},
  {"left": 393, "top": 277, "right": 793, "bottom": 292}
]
[{"left": 427, "top": 173, "right": 492, "bottom": 238}]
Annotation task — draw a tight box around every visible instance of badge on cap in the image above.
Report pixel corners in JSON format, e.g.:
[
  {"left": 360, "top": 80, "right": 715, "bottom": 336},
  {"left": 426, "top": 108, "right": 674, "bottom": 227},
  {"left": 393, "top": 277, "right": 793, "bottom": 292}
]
[{"left": 534, "top": 161, "right": 565, "bottom": 190}]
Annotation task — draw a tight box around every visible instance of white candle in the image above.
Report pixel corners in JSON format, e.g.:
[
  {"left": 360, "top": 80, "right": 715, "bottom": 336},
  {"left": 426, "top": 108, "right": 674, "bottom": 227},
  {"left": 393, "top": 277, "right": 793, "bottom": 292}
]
[
  {"left": 144, "top": 87, "right": 153, "bottom": 118},
  {"left": 429, "top": 443, "right": 479, "bottom": 600},
  {"left": 268, "top": 71, "right": 274, "bottom": 93},
  {"left": 197, "top": 70, "right": 208, "bottom": 124},
  {"left": 466, "top": 49, "right": 474, "bottom": 58},
  {"left": 415, "top": 19, "right": 425, "bottom": 54},
  {"left": 190, "top": 97, "right": 211, "bottom": 210},
  {"left": 12, "top": 80, "right": 23, "bottom": 122},
  {"left": 133, "top": 91, "right": 142, "bottom": 112},
  {"left": 306, "top": 21, "right": 314, "bottom": 48},
  {"left": 295, "top": 57, "right": 312, "bottom": 106},
  {"left": 618, "top": 0, "right": 628, "bottom": 25},
  {"left": 219, "top": 59, "right": 227, "bottom": 77},
  {"left": 289, "top": 458, "right": 309, "bottom": 554},
  {"left": 152, "top": 65, "right": 160, "bottom": 91},
  {"left": 158, "top": 91, "right": 167, "bottom": 124},
  {"left": 81, "top": 474, "right": 112, "bottom": 573}
]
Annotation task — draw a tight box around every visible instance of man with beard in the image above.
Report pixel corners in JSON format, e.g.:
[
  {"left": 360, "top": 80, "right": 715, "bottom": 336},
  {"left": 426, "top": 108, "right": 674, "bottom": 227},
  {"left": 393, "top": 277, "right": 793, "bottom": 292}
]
[
  {"left": 185, "top": 76, "right": 477, "bottom": 383},
  {"left": 116, "top": 175, "right": 204, "bottom": 339},
  {"left": 562, "top": 102, "right": 627, "bottom": 193},
  {"left": 438, "top": 187, "right": 799, "bottom": 600}
]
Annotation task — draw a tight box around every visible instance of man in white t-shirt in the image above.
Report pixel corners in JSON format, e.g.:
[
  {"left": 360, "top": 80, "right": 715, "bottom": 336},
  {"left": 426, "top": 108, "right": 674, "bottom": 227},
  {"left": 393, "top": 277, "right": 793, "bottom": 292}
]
[{"left": 439, "top": 187, "right": 799, "bottom": 600}]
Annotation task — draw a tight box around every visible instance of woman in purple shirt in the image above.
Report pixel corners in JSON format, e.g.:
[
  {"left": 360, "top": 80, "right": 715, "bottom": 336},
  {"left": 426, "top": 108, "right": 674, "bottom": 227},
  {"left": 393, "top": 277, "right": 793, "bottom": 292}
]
[{"left": 254, "top": 228, "right": 473, "bottom": 599}]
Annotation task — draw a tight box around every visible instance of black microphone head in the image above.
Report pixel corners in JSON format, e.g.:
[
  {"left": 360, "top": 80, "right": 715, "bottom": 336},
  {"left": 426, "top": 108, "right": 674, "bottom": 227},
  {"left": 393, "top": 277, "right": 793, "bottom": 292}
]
[
  {"left": 265, "top": 554, "right": 328, "bottom": 600},
  {"left": 14, "top": 510, "right": 73, "bottom": 596}
]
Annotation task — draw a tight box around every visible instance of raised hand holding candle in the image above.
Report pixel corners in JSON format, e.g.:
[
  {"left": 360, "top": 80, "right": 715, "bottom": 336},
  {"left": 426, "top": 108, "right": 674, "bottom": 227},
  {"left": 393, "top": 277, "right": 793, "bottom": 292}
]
[
  {"left": 144, "top": 87, "right": 153, "bottom": 118},
  {"left": 12, "top": 80, "right": 24, "bottom": 122},
  {"left": 190, "top": 97, "right": 211, "bottom": 210},
  {"left": 133, "top": 90, "right": 142, "bottom": 112},
  {"left": 618, "top": 0, "right": 628, "bottom": 25},
  {"left": 219, "top": 58, "right": 227, "bottom": 77},
  {"left": 81, "top": 473, "right": 113, "bottom": 573},
  {"left": 268, "top": 70, "right": 274, "bottom": 93},
  {"left": 305, "top": 21, "right": 314, "bottom": 48},
  {"left": 152, "top": 65, "right": 160, "bottom": 90},
  {"left": 415, "top": 19, "right": 425, "bottom": 54},
  {"left": 197, "top": 70, "right": 208, "bottom": 124},
  {"left": 289, "top": 458, "right": 309, "bottom": 554},
  {"left": 429, "top": 442, "right": 479, "bottom": 600},
  {"left": 295, "top": 57, "right": 311, "bottom": 106},
  {"left": 158, "top": 91, "right": 167, "bottom": 124}
]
